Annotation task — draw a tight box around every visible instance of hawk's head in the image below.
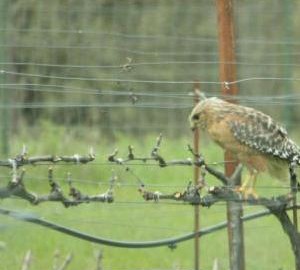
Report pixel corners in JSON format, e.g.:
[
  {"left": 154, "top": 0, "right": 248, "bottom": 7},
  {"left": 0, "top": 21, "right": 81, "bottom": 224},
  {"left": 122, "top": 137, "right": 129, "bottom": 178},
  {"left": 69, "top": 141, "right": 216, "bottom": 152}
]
[{"left": 189, "top": 97, "right": 221, "bottom": 131}]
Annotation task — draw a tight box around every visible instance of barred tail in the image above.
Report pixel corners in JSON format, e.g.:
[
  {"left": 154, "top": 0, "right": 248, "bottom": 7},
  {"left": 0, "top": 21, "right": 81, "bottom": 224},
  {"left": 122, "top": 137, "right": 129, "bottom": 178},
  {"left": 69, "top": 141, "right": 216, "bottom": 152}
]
[
  {"left": 291, "top": 153, "right": 300, "bottom": 166},
  {"left": 284, "top": 138, "right": 300, "bottom": 166}
]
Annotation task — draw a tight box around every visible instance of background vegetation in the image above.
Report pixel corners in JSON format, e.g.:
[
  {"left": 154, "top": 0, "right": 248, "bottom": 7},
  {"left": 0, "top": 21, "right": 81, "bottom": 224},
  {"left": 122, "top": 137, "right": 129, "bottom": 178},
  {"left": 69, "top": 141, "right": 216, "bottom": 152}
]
[
  {"left": 1, "top": 0, "right": 300, "bottom": 269},
  {"left": 3, "top": 0, "right": 300, "bottom": 137}
]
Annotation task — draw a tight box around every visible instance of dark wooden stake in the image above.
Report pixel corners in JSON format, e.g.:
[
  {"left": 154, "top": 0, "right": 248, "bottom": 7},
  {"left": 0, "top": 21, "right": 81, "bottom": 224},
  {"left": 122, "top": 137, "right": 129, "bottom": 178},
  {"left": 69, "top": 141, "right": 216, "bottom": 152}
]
[
  {"left": 193, "top": 81, "right": 201, "bottom": 270},
  {"left": 216, "top": 0, "right": 245, "bottom": 270}
]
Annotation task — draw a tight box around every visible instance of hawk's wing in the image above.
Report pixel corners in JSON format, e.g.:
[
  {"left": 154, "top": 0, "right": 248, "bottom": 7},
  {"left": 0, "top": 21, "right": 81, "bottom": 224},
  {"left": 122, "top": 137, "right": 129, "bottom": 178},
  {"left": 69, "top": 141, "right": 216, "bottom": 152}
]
[{"left": 228, "top": 111, "right": 299, "bottom": 160}]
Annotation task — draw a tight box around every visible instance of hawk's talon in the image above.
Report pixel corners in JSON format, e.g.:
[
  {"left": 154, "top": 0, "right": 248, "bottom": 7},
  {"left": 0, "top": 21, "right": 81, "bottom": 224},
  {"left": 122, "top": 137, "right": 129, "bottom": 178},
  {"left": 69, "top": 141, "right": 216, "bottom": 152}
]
[{"left": 234, "top": 186, "right": 258, "bottom": 200}]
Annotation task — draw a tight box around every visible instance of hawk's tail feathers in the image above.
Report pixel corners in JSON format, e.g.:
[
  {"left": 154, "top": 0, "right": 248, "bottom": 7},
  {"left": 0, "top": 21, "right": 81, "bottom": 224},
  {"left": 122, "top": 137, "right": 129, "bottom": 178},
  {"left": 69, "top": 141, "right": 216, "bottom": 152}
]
[{"left": 291, "top": 154, "right": 300, "bottom": 166}]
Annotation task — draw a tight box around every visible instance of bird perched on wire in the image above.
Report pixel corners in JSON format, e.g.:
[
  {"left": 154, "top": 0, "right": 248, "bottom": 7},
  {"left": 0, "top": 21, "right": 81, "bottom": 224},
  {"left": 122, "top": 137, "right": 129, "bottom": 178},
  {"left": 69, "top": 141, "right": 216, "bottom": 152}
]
[{"left": 189, "top": 96, "right": 300, "bottom": 198}]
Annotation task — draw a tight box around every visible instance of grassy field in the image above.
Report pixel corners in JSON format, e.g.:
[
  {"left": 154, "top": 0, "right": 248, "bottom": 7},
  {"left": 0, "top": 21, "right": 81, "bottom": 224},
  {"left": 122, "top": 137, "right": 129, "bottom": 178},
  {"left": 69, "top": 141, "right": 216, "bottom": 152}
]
[{"left": 0, "top": 122, "right": 296, "bottom": 270}]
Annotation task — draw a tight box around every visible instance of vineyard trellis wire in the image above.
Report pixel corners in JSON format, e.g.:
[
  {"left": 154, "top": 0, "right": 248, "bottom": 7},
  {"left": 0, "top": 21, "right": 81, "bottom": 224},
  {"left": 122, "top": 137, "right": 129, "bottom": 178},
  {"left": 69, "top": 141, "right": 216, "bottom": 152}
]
[
  {"left": 1, "top": 0, "right": 300, "bottom": 270},
  {"left": 0, "top": 136, "right": 300, "bottom": 263}
]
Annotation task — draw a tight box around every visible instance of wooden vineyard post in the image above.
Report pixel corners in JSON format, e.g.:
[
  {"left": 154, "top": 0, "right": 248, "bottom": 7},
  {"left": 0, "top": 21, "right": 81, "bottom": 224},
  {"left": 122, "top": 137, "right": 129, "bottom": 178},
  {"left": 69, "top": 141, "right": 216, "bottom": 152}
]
[
  {"left": 193, "top": 81, "right": 201, "bottom": 270},
  {"left": 215, "top": 1, "right": 246, "bottom": 270},
  {"left": 283, "top": 4, "right": 299, "bottom": 269}
]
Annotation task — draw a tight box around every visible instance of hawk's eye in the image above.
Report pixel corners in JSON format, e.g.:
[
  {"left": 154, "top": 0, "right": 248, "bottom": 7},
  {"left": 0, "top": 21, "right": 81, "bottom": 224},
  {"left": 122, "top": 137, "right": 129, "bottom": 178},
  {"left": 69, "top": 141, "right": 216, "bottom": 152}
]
[{"left": 192, "top": 114, "right": 200, "bottom": 120}]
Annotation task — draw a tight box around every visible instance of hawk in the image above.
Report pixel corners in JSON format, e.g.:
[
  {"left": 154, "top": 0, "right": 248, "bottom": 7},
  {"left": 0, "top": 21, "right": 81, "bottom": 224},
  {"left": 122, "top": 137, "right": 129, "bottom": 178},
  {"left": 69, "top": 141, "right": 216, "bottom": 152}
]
[{"left": 189, "top": 97, "right": 300, "bottom": 198}]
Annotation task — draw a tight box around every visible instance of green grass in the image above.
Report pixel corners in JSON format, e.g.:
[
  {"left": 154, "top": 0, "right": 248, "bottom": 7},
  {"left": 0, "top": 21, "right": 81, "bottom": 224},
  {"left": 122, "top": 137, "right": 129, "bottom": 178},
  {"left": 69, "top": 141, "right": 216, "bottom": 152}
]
[{"left": 0, "top": 122, "right": 296, "bottom": 269}]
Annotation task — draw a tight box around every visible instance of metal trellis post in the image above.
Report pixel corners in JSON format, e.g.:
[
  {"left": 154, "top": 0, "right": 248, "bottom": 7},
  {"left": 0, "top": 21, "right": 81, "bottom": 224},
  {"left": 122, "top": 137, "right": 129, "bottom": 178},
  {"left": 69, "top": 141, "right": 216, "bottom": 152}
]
[
  {"left": 215, "top": 0, "right": 245, "bottom": 270},
  {"left": 282, "top": 1, "right": 293, "bottom": 131}
]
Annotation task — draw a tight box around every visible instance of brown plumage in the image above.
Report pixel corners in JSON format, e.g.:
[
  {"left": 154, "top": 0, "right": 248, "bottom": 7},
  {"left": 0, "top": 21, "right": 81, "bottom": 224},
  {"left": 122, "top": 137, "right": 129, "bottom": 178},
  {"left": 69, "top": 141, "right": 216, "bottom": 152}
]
[{"left": 189, "top": 97, "right": 300, "bottom": 197}]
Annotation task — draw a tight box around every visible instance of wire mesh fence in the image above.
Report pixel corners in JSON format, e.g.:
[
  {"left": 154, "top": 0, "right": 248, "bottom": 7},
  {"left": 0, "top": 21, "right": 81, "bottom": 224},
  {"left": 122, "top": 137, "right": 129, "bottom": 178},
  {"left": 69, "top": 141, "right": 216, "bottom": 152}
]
[
  {"left": 1, "top": 0, "right": 300, "bottom": 140},
  {"left": 1, "top": 1, "right": 300, "bottom": 270}
]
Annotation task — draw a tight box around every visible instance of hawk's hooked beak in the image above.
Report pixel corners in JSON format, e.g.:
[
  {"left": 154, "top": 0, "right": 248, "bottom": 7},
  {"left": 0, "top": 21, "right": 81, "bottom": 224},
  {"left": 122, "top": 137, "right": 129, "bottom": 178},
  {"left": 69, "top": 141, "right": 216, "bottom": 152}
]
[
  {"left": 189, "top": 110, "right": 200, "bottom": 131},
  {"left": 190, "top": 125, "right": 198, "bottom": 132},
  {"left": 189, "top": 118, "right": 197, "bottom": 131}
]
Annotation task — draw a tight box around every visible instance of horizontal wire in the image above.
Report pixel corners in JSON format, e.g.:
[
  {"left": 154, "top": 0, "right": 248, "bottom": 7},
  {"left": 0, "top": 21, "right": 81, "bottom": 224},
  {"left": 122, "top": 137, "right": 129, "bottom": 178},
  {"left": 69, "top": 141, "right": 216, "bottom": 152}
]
[
  {"left": 0, "top": 42, "right": 298, "bottom": 58},
  {"left": 0, "top": 43, "right": 218, "bottom": 55},
  {"left": 2, "top": 28, "right": 300, "bottom": 45},
  {"left": 0, "top": 85, "right": 195, "bottom": 100},
  {"left": 8, "top": 194, "right": 300, "bottom": 209},
  {"left": 27, "top": 199, "right": 298, "bottom": 207},
  {"left": 0, "top": 160, "right": 240, "bottom": 168},
  {"left": 32, "top": 202, "right": 274, "bottom": 214},
  {"left": 59, "top": 218, "right": 188, "bottom": 233},
  {"left": 2, "top": 60, "right": 300, "bottom": 68},
  {"left": 0, "top": 69, "right": 199, "bottom": 84},
  {"left": 0, "top": 28, "right": 218, "bottom": 42},
  {"left": 2, "top": 102, "right": 300, "bottom": 110},
  {"left": 46, "top": 214, "right": 277, "bottom": 233},
  {"left": 0, "top": 44, "right": 216, "bottom": 57},
  {"left": 0, "top": 102, "right": 192, "bottom": 109},
  {"left": 46, "top": 206, "right": 281, "bottom": 227},
  {"left": 1, "top": 202, "right": 291, "bottom": 247},
  {"left": 5, "top": 86, "right": 300, "bottom": 106},
  {"left": 4, "top": 83, "right": 300, "bottom": 103},
  {"left": 227, "top": 77, "right": 300, "bottom": 85},
  {"left": 0, "top": 103, "right": 298, "bottom": 110},
  {"left": 0, "top": 43, "right": 299, "bottom": 60},
  {"left": 3, "top": 94, "right": 300, "bottom": 108},
  {"left": 2, "top": 70, "right": 300, "bottom": 86},
  {"left": 0, "top": 43, "right": 298, "bottom": 59},
  {"left": 0, "top": 173, "right": 292, "bottom": 190},
  {"left": 113, "top": 198, "right": 300, "bottom": 207},
  {"left": 0, "top": 171, "right": 295, "bottom": 191}
]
